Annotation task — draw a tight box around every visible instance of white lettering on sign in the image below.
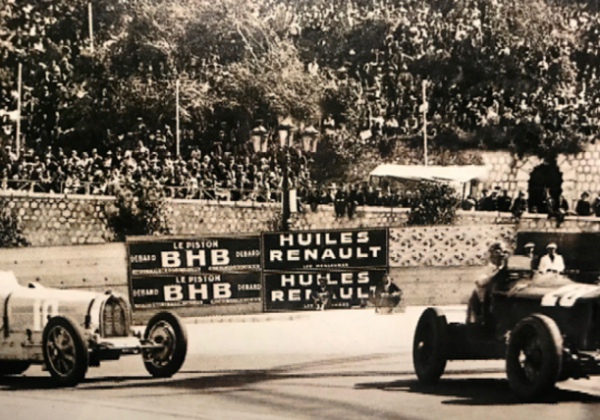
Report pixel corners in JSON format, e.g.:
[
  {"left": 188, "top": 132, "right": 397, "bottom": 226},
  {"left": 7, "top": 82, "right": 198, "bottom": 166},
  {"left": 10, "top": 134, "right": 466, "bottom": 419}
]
[
  {"left": 160, "top": 250, "right": 230, "bottom": 267},
  {"left": 161, "top": 251, "right": 181, "bottom": 268},
  {"left": 164, "top": 285, "right": 184, "bottom": 301},
  {"left": 276, "top": 231, "right": 372, "bottom": 247},
  {"left": 186, "top": 250, "right": 207, "bottom": 266},
  {"left": 188, "top": 283, "right": 209, "bottom": 300},
  {"left": 211, "top": 249, "right": 230, "bottom": 266},
  {"left": 213, "top": 283, "right": 232, "bottom": 299},
  {"left": 268, "top": 247, "right": 382, "bottom": 263}
]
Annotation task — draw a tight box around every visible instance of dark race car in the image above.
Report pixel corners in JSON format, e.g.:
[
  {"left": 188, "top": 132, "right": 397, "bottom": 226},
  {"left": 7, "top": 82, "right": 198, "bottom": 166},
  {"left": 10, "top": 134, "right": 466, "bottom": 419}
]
[{"left": 412, "top": 251, "right": 600, "bottom": 401}]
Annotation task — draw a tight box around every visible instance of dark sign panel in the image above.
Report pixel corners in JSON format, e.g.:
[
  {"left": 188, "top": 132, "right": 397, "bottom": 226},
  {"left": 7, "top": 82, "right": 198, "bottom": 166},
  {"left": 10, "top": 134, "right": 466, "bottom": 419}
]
[
  {"left": 131, "top": 271, "right": 261, "bottom": 309},
  {"left": 263, "top": 270, "right": 386, "bottom": 311},
  {"left": 262, "top": 229, "right": 388, "bottom": 271},
  {"left": 127, "top": 236, "right": 261, "bottom": 275}
]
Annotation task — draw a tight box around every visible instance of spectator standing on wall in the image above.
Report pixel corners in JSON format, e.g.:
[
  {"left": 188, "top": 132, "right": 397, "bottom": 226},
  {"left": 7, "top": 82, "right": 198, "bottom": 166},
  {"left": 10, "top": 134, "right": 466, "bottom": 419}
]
[
  {"left": 476, "top": 189, "right": 489, "bottom": 210},
  {"left": 593, "top": 191, "right": 600, "bottom": 217},
  {"left": 559, "top": 195, "right": 569, "bottom": 214},
  {"left": 461, "top": 195, "right": 476, "bottom": 210},
  {"left": 510, "top": 191, "right": 527, "bottom": 220},
  {"left": 576, "top": 192, "right": 592, "bottom": 216},
  {"left": 346, "top": 184, "right": 360, "bottom": 219},
  {"left": 334, "top": 184, "right": 347, "bottom": 218},
  {"left": 497, "top": 190, "right": 512, "bottom": 212}
]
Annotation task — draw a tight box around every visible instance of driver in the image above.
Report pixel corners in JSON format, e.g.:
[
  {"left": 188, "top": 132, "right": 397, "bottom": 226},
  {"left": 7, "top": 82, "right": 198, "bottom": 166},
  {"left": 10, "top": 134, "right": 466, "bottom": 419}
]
[{"left": 468, "top": 242, "right": 510, "bottom": 324}]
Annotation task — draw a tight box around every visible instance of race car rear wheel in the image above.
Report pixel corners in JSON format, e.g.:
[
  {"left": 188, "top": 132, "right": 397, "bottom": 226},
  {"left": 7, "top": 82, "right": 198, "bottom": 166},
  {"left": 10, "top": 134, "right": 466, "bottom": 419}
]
[
  {"left": 143, "top": 311, "right": 188, "bottom": 378},
  {"left": 413, "top": 307, "right": 449, "bottom": 384},
  {"left": 506, "top": 314, "right": 563, "bottom": 401},
  {"left": 42, "top": 316, "right": 89, "bottom": 387},
  {"left": 0, "top": 361, "right": 31, "bottom": 375}
]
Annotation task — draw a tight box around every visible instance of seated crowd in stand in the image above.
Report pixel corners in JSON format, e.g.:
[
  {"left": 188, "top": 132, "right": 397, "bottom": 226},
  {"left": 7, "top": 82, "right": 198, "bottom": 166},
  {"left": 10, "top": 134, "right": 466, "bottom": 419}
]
[
  {"left": 2, "top": 135, "right": 599, "bottom": 220},
  {"left": 0, "top": 141, "right": 312, "bottom": 203}
]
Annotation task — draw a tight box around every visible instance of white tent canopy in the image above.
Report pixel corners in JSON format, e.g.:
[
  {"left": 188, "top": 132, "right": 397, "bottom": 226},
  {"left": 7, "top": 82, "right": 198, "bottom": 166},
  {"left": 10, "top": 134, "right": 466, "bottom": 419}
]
[{"left": 369, "top": 164, "right": 490, "bottom": 184}]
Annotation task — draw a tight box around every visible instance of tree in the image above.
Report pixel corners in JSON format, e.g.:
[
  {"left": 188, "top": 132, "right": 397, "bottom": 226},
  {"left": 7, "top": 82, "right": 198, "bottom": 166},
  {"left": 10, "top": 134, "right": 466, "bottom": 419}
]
[
  {"left": 0, "top": 200, "right": 29, "bottom": 247},
  {"left": 407, "top": 183, "right": 460, "bottom": 226},
  {"left": 106, "top": 182, "right": 172, "bottom": 242}
]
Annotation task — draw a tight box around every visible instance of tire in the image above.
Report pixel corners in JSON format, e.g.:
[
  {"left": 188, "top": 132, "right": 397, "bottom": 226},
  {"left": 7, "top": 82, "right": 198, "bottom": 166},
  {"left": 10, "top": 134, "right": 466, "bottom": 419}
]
[
  {"left": 42, "top": 316, "right": 88, "bottom": 387},
  {"left": 413, "top": 307, "right": 449, "bottom": 384},
  {"left": 0, "top": 361, "right": 31, "bottom": 375},
  {"left": 506, "top": 314, "right": 563, "bottom": 401},
  {"left": 143, "top": 311, "right": 188, "bottom": 378}
]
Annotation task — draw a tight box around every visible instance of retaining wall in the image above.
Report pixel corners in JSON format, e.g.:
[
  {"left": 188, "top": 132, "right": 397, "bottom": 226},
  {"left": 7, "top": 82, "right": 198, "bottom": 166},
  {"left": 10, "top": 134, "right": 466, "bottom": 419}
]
[{"left": 2, "top": 191, "right": 600, "bottom": 321}]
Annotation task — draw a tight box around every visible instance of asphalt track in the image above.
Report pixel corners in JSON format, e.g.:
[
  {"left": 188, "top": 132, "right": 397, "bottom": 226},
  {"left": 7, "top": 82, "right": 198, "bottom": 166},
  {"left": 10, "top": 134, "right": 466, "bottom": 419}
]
[{"left": 2, "top": 307, "right": 600, "bottom": 420}]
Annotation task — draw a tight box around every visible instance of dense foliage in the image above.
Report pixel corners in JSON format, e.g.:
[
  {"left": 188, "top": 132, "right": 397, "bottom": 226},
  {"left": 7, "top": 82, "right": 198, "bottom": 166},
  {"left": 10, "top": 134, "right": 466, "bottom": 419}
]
[
  {"left": 1, "top": 0, "right": 599, "bottom": 163},
  {"left": 0, "top": 200, "right": 30, "bottom": 247},
  {"left": 105, "top": 182, "right": 172, "bottom": 241},
  {"left": 406, "top": 182, "right": 460, "bottom": 226}
]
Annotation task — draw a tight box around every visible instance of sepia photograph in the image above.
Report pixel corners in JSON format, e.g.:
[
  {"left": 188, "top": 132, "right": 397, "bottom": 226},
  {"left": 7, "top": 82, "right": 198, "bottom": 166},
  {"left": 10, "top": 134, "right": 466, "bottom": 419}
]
[{"left": 1, "top": 0, "right": 600, "bottom": 418}]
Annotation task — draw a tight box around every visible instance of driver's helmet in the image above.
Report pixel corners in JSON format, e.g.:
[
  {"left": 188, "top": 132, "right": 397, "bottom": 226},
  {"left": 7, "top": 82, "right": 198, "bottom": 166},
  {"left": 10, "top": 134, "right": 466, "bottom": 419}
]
[{"left": 488, "top": 242, "right": 509, "bottom": 268}]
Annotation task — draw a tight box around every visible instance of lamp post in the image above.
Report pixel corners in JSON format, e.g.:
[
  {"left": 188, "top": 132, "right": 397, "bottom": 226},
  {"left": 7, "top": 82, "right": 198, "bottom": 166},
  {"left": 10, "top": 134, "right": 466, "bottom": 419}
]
[
  {"left": 301, "top": 125, "right": 319, "bottom": 153},
  {"left": 250, "top": 122, "right": 267, "bottom": 154},
  {"left": 277, "top": 119, "right": 295, "bottom": 231}
]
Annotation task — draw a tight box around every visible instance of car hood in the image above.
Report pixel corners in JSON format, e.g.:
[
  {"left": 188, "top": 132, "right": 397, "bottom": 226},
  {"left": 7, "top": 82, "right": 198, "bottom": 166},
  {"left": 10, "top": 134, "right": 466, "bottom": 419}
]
[{"left": 506, "top": 273, "right": 600, "bottom": 307}]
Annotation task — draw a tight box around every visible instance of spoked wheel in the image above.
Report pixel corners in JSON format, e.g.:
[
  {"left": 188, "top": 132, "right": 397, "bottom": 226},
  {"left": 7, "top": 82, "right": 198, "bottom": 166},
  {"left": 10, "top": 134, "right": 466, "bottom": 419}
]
[
  {"left": 0, "top": 361, "right": 31, "bottom": 375},
  {"left": 506, "top": 314, "right": 563, "bottom": 401},
  {"left": 412, "top": 307, "right": 449, "bottom": 384},
  {"left": 42, "top": 316, "right": 88, "bottom": 387},
  {"left": 143, "top": 312, "right": 188, "bottom": 378}
]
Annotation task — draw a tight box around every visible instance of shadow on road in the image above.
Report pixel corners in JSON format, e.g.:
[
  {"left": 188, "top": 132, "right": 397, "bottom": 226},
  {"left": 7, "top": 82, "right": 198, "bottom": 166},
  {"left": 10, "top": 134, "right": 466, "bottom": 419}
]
[
  {"left": 0, "top": 375, "right": 154, "bottom": 391},
  {"left": 354, "top": 377, "right": 600, "bottom": 405},
  {"left": 0, "top": 354, "right": 401, "bottom": 392}
]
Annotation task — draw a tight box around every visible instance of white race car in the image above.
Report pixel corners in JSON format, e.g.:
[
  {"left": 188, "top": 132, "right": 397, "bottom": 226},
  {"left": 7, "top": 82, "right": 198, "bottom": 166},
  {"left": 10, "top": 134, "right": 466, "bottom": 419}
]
[{"left": 0, "top": 271, "right": 187, "bottom": 386}]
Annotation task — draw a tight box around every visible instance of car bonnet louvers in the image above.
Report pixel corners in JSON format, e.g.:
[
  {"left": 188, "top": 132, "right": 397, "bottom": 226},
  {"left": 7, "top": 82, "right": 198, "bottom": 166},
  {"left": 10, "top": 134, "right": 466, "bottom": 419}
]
[{"left": 100, "top": 296, "right": 130, "bottom": 337}]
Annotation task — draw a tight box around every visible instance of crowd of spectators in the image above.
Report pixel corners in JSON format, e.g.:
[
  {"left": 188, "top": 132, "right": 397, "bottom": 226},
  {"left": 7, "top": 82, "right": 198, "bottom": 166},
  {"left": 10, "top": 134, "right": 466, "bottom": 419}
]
[{"left": 0, "top": 135, "right": 313, "bottom": 203}]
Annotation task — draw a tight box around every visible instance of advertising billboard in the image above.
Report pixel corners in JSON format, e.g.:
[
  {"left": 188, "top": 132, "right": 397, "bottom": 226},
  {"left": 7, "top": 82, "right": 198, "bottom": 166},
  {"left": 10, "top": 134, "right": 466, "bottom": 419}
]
[
  {"left": 127, "top": 235, "right": 261, "bottom": 275},
  {"left": 262, "top": 229, "right": 388, "bottom": 271},
  {"left": 130, "top": 271, "right": 261, "bottom": 309},
  {"left": 263, "top": 269, "right": 387, "bottom": 311}
]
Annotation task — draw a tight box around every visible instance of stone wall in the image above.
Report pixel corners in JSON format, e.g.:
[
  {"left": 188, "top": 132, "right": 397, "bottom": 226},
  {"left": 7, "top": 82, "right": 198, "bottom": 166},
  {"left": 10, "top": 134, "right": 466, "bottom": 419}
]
[
  {"left": 4, "top": 189, "right": 600, "bottom": 249},
  {"left": 3, "top": 191, "right": 600, "bottom": 318},
  {"left": 481, "top": 141, "right": 600, "bottom": 207}
]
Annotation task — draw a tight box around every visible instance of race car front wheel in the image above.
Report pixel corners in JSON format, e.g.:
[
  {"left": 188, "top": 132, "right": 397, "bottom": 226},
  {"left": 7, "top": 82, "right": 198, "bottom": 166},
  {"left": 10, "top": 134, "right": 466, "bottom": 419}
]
[
  {"left": 506, "top": 314, "right": 563, "bottom": 401},
  {"left": 42, "top": 316, "right": 89, "bottom": 387},
  {"left": 413, "top": 307, "right": 449, "bottom": 384},
  {"left": 143, "top": 311, "right": 188, "bottom": 378}
]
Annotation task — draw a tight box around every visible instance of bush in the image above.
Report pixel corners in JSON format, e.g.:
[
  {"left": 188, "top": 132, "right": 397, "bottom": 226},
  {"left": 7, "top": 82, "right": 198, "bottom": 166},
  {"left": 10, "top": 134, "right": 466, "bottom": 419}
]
[
  {"left": 0, "top": 201, "right": 30, "bottom": 248},
  {"left": 106, "top": 183, "right": 173, "bottom": 242},
  {"left": 407, "top": 183, "right": 460, "bottom": 226}
]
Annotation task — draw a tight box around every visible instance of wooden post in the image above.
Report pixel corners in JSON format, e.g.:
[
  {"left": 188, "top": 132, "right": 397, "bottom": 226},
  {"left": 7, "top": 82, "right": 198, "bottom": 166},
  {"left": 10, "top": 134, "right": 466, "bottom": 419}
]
[
  {"left": 88, "top": 3, "right": 94, "bottom": 54},
  {"left": 15, "top": 63, "right": 22, "bottom": 158},
  {"left": 175, "top": 79, "right": 180, "bottom": 157},
  {"left": 422, "top": 80, "right": 428, "bottom": 166}
]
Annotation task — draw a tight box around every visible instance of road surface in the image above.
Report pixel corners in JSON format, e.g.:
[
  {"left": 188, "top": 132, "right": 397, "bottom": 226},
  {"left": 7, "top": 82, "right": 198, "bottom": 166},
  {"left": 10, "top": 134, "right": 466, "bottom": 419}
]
[{"left": 3, "top": 307, "right": 600, "bottom": 420}]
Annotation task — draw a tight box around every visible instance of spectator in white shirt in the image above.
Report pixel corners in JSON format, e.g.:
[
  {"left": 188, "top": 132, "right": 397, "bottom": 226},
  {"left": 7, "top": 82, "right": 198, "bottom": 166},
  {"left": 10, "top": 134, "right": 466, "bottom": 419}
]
[{"left": 538, "top": 243, "right": 565, "bottom": 274}]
